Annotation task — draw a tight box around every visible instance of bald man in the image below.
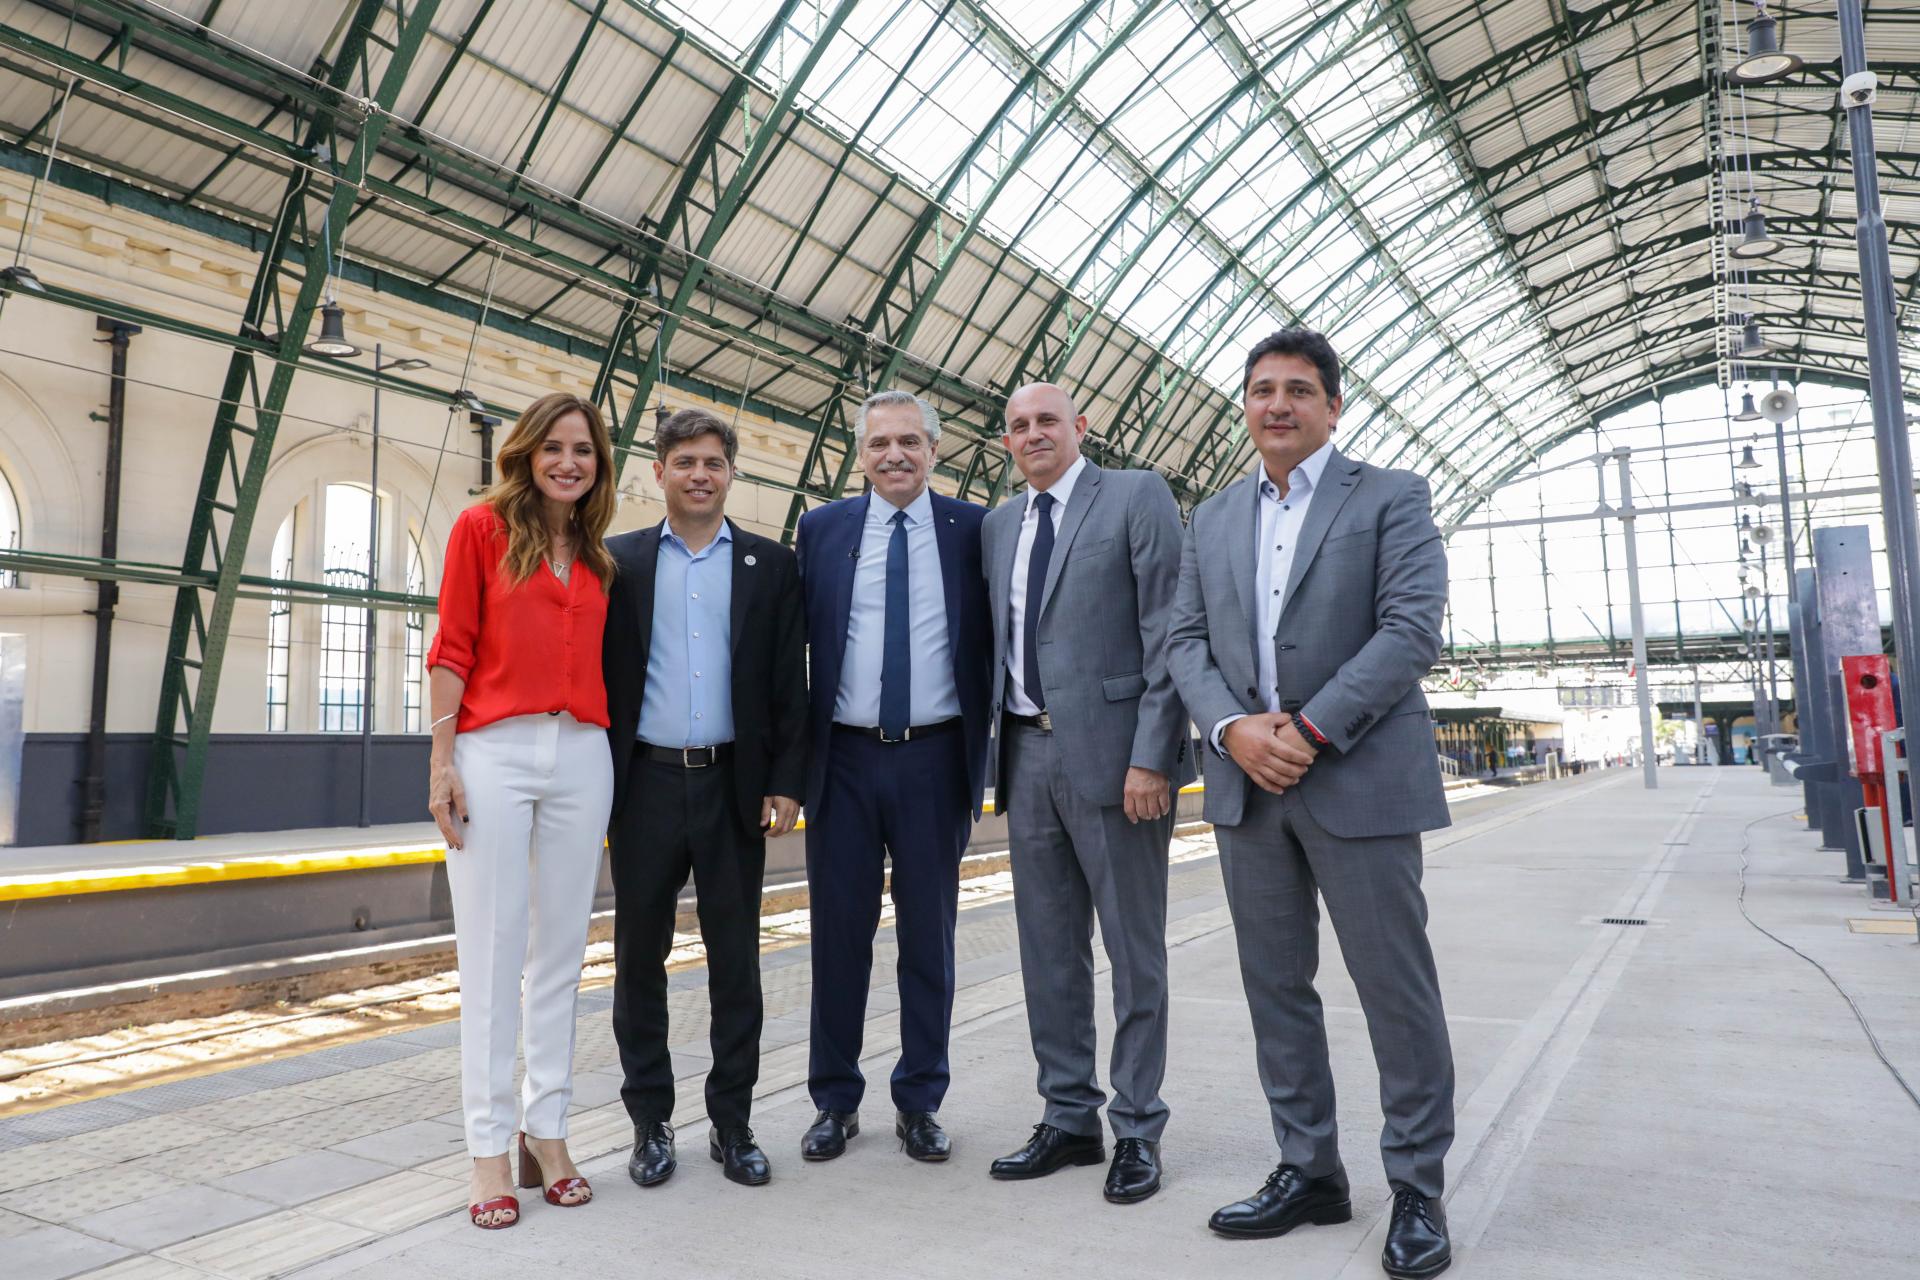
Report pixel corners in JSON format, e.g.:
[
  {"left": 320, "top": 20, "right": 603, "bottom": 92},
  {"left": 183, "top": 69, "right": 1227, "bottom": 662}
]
[{"left": 981, "top": 383, "right": 1191, "bottom": 1203}]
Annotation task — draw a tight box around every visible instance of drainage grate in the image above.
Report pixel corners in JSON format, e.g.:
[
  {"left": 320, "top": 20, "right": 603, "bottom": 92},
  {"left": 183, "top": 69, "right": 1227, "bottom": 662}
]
[{"left": 1601, "top": 917, "right": 1649, "bottom": 926}]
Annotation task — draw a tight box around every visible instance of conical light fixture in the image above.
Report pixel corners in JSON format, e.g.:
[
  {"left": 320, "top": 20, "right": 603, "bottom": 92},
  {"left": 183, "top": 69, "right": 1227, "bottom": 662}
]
[
  {"left": 1740, "top": 317, "right": 1766, "bottom": 355},
  {"left": 1736, "top": 444, "right": 1761, "bottom": 470},
  {"left": 1734, "top": 391, "right": 1761, "bottom": 421},
  {"left": 303, "top": 301, "right": 359, "bottom": 358},
  {"left": 1732, "top": 2, "right": 1803, "bottom": 85},
  {"left": 1730, "top": 199, "right": 1783, "bottom": 259}
]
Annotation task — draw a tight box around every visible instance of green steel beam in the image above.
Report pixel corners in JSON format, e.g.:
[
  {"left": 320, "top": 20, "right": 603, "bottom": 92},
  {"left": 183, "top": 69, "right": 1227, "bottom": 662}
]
[
  {"left": 961, "top": 2, "right": 1381, "bottom": 462},
  {"left": 780, "top": 0, "right": 1157, "bottom": 537},
  {"left": 616, "top": 0, "right": 860, "bottom": 475},
  {"left": 863, "top": 1, "right": 1157, "bottom": 389},
  {"left": 143, "top": 0, "right": 443, "bottom": 839}
]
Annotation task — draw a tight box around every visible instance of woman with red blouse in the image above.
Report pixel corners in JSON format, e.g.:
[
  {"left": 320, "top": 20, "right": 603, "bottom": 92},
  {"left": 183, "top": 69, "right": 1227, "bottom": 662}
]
[{"left": 427, "top": 392, "right": 617, "bottom": 1229}]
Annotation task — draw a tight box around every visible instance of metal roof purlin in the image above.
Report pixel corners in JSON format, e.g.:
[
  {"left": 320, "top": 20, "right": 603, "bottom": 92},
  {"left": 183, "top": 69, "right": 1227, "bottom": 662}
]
[
  {"left": 1174, "top": 1, "right": 1539, "bottom": 465},
  {"left": 612, "top": 0, "right": 860, "bottom": 477},
  {"left": 780, "top": 0, "right": 1158, "bottom": 537}
]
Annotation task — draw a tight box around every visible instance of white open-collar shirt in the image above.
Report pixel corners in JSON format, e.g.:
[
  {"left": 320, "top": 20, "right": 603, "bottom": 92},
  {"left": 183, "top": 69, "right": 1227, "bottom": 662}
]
[{"left": 1210, "top": 438, "right": 1336, "bottom": 753}]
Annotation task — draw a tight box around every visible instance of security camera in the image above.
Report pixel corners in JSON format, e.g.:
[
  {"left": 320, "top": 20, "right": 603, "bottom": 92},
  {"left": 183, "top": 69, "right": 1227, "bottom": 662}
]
[{"left": 1842, "top": 70, "right": 1877, "bottom": 109}]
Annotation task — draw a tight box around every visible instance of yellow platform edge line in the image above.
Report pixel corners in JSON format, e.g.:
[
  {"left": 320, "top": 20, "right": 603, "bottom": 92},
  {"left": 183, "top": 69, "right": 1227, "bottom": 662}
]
[{"left": 0, "top": 783, "right": 1211, "bottom": 902}]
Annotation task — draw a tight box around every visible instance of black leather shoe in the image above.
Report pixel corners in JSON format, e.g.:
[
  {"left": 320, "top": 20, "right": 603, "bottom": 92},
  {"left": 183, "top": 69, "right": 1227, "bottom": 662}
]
[
  {"left": 1208, "top": 1164, "right": 1352, "bottom": 1238},
  {"left": 895, "top": 1111, "right": 950, "bottom": 1162},
  {"left": 989, "top": 1122, "right": 1105, "bottom": 1180},
  {"left": 709, "top": 1126, "right": 771, "bottom": 1186},
  {"left": 801, "top": 1109, "right": 858, "bottom": 1161},
  {"left": 627, "top": 1119, "right": 676, "bottom": 1187},
  {"left": 1382, "top": 1187, "right": 1450, "bottom": 1279},
  {"left": 1103, "top": 1137, "right": 1161, "bottom": 1203}
]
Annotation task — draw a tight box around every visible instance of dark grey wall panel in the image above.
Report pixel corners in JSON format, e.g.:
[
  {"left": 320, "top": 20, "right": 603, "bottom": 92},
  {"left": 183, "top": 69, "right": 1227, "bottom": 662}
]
[{"left": 17, "top": 734, "right": 432, "bottom": 846}]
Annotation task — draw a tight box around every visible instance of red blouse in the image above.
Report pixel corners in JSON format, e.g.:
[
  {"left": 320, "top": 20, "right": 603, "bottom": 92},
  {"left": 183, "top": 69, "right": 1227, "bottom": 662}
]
[{"left": 427, "top": 504, "right": 610, "bottom": 732}]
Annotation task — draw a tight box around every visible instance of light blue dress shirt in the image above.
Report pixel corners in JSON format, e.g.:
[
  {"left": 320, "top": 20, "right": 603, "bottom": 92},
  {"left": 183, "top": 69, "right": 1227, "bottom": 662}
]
[
  {"left": 638, "top": 519, "right": 734, "bottom": 748},
  {"left": 834, "top": 487, "right": 961, "bottom": 727}
]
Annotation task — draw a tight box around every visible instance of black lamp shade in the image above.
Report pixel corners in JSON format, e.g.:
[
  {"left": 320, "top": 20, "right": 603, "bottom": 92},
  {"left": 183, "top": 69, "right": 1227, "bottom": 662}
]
[
  {"left": 1732, "top": 9, "right": 1803, "bottom": 85},
  {"left": 1730, "top": 200, "right": 1782, "bottom": 259},
  {"left": 1734, "top": 392, "right": 1761, "bottom": 421},
  {"left": 303, "top": 302, "right": 360, "bottom": 357}
]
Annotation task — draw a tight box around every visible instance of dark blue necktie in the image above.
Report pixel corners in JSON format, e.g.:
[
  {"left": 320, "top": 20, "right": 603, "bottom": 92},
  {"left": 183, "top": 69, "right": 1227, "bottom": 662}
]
[
  {"left": 880, "top": 509, "right": 911, "bottom": 738},
  {"left": 1023, "top": 491, "right": 1055, "bottom": 712}
]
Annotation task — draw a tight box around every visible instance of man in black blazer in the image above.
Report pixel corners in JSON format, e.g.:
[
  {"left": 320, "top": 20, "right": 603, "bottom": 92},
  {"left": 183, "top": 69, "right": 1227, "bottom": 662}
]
[{"left": 603, "top": 408, "right": 806, "bottom": 1189}]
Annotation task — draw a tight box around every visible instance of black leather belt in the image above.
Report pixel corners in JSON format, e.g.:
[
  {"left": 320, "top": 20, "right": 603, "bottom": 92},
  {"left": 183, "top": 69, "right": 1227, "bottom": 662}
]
[
  {"left": 832, "top": 718, "right": 962, "bottom": 744},
  {"left": 639, "top": 741, "right": 733, "bottom": 768},
  {"left": 1005, "top": 710, "right": 1053, "bottom": 733}
]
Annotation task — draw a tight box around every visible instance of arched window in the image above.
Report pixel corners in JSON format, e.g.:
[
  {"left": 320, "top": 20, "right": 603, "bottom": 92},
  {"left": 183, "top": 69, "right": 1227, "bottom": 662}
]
[
  {"left": 264, "top": 511, "right": 296, "bottom": 731},
  {"left": 404, "top": 533, "right": 427, "bottom": 733},
  {"left": 319, "top": 483, "right": 376, "bottom": 732}
]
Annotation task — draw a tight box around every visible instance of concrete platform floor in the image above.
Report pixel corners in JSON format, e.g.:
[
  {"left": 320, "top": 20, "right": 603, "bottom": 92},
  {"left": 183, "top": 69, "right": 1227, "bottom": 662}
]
[{"left": 4, "top": 766, "right": 1918, "bottom": 1279}]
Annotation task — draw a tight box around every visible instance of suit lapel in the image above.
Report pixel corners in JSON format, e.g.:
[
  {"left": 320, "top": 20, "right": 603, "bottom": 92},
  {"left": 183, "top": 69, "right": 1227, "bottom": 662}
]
[
  {"left": 931, "top": 492, "right": 964, "bottom": 648},
  {"left": 1224, "top": 470, "right": 1259, "bottom": 645},
  {"left": 832, "top": 495, "right": 866, "bottom": 664},
  {"left": 1038, "top": 463, "right": 1101, "bottom": 617},
  {"left": 989, "top": 503, "right": 1019, "bottom": 652},
  {"left": 1279, "top": 450, "right": 1362, "bottom": 618},
  {"left": 727, "top": 519, "right": 751, "bottom": 656},
  {"left": 630, "top": 524, "right": 662, "bottom": 669}
]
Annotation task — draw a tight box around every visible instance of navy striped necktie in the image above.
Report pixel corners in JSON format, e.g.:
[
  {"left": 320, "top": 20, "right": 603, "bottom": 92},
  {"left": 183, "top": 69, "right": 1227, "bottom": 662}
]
[
  {"left": 879, "top": 509, "right": 911, "bottom": 738},
  {"left": 1023, "top": 491, "right": 1055, "bottom": 712}
]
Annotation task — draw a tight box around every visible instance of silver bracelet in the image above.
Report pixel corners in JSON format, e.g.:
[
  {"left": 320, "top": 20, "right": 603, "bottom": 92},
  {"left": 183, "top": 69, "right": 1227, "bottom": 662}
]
[{"left": 430, "top": 711, "right": 459, "bottom": 731}]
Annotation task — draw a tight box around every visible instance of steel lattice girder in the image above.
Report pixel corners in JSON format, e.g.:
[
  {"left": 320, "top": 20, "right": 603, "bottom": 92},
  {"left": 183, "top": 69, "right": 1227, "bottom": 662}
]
[
  {"left": 143, "top": 0, "right": 444, "bottom": 839},
  {"left": 614, "top": 0, "right": 859, "bottom": 476},
  {"left": 781, "top": 0, "right": 1158, "bottom": 540},
  {"left": 0, "top": 4, "right": 1012, "bottom": 464}
]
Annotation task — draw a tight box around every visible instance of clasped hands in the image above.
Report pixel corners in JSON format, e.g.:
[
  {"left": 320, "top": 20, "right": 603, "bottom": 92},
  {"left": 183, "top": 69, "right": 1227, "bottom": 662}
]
[{"left": 1224, "top": 712, "right": 1318, "bottom": 795}]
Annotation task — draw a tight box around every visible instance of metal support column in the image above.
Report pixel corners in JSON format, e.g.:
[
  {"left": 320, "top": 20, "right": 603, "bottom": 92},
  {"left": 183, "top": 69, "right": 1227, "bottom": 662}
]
[
  {"left": 1614, "top": 448, "right": 1657, "bottom": 788},
  {"left": 143, "top": 0, "right": 443, "bottom": 837},
  {"left": 1693, "top": 667, "right": 1706, "bottom": 765},
  {"left": 359, "top": 344, "right": 380, "bottom": 828},
  {"left": 80, "top": 316, "right": 139, "bottom": 841},
  {"left": 1839, "top": 0, "right": 1920, "bottom": 808}
]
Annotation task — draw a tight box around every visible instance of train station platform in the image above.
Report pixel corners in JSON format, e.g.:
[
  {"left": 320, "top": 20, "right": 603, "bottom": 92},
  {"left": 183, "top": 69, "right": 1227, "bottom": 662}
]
[{"left": 4, "top": 767, "right": 1917, "bottom": 1280}]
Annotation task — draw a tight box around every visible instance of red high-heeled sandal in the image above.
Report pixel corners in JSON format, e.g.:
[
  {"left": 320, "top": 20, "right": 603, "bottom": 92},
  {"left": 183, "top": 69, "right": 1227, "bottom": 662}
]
[
  {"left": 469, "top": 1193, "right": 519, "bottom": 1229},
  {"left": 518, "top": 1132, "right": 593, "bottom": 1206}
]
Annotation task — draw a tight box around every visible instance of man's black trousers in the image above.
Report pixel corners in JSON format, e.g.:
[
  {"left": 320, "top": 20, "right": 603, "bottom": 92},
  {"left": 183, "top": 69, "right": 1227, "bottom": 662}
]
[{"left": 610, "top": 754, "right": 765, "bottom": 1130}]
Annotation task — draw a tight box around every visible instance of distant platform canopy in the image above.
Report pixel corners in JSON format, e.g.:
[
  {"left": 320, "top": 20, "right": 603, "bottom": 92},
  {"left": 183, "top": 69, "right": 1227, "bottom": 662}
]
[{"left": 0, "top": 1, "right": 1912, "bottom": 520}]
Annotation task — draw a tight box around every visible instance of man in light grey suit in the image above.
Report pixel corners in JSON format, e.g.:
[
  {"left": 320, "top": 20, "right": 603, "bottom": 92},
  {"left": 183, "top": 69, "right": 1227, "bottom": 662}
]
[
  {"left": 1167, "top": 329, "right": 1455, "bottom": 1280},
  {"left": 981, "top": 382, "right": 1191, "bottom": 1204}
]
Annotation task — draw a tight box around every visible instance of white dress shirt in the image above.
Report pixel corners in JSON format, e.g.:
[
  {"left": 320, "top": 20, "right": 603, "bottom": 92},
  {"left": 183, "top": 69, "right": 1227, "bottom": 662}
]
[
  {"left": 1006, "top": 454, "right": 1089, "bottom": 715},
  {"left": 833, "top": 485, "right": 961, "bottom": 727},
  {"left": 1211, "top": 440, "right": 1336, "bottom": 754}
]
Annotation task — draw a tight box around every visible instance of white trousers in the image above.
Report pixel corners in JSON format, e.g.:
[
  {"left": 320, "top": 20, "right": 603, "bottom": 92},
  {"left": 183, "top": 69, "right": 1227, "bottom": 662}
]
[{"left": 448, "top": 711, "right": 613, "bottom": 1157}]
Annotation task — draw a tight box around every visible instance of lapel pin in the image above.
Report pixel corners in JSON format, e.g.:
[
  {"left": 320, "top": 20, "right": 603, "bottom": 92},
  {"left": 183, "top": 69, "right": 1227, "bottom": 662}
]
[{"left": 744, "top": 554, "right": 757, "bottom": 566}]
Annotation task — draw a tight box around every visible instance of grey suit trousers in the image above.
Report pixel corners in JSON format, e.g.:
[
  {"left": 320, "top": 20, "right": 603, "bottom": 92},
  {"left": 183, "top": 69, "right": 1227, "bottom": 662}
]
[
  {"left": 1005, "top": 724, "right": 1172, "bottom": 1141},
  {"left": 1216, "top": 785, "right": 1455, "bottom": 1197}
]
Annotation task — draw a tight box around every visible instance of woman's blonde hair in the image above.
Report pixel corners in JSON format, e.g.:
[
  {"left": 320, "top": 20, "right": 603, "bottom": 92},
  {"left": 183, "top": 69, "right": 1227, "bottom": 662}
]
[{"left": 484, "top": 392, "right": 617, "bottom": 590}]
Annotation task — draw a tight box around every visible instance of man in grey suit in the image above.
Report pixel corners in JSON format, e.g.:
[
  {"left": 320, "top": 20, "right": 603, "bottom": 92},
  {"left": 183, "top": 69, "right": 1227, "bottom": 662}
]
[
  {"left": 981, "top": 382, "right": 1191, "bottom": 1204},
  {"left": 1167, "top": 329, "right": 1455, "bottom": 1279}
]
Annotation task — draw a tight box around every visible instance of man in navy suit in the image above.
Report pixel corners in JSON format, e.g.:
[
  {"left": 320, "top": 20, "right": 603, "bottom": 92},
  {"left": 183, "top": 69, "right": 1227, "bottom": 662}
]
[{"left": 794, "top": 389, "right": 991, "bottom": 1165}]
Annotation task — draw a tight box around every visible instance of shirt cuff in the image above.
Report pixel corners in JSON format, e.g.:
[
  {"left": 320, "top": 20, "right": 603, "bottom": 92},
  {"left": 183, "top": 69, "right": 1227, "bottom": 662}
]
[
  {"left": 1209, "top": 713, "right": 1247, "bottom": 758},
  {"left": 1294, "top": 711, "right": 1330, "bottom": 748},
  {"left": 427, "top": 655, "right": 472, "bottom": 682}
]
